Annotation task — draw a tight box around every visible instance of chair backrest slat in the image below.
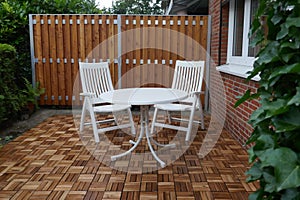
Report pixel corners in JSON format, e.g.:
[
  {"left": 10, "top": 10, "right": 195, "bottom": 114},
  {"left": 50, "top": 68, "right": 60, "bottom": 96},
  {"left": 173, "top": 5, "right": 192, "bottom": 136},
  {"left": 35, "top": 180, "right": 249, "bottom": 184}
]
[
  {"left": 171, "top": 60, "right": 205, "bottom": 97},
  {"left": 79, "top": 62, "right": 114, "bottom": 98}
]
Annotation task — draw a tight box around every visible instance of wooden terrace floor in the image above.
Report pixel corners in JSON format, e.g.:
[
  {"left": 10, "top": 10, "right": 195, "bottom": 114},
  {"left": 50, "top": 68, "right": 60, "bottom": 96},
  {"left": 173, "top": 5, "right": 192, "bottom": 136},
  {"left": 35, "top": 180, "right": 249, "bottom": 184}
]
[{"left": 0, "top": 114, "right": 258, "bottom": 199}]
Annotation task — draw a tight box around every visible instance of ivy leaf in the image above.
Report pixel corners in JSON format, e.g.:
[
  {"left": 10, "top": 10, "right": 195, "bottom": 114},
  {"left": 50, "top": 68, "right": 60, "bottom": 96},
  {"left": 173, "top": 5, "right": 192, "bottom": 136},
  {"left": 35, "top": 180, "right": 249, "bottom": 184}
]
[
  {"left": 272, "top": 107, "right": 300, "bottom": 132},
  {"left": 277, "top": 24, "right": 289, "bottom": 40},
  {"left": 262, "top": 99, "right": 289, "bottom": 118},
  {"left": 246, "top": 162, "right": 263, "bottom": 182},
  {"left": 269, "top": 63, "right": 300, "bottom": 80},
  {"left": 288, "top": 87, "right": 300, "bottom": 106},
  {"left": 263, "top": 171, "right": 277, "bottom": 193},
  {"left": 271, "top": 14, "right": 282, "bottom": 25},
  {"left": 286, "top": 17, "right": 300, "bottom": 28},
  {"left": 256, "top": 41, "right": 280, "bottom": 65},
  {"left": 281, "top": 188, "right": 300, "bottom": 200},
  {"left": 260, "top": 148, "right": 300, "bottom": 191},
  {"left": 248, "top": 146, "right": 256, "bottom": 163},
  {"left": 278, "top": 166, "right": 300, "bottom": 191},
  {"left": 249, "top": 107, "right": 266, "bottom": 127},
  {"left": 249, "top": 190, "right": 264, "bottom": 200}
]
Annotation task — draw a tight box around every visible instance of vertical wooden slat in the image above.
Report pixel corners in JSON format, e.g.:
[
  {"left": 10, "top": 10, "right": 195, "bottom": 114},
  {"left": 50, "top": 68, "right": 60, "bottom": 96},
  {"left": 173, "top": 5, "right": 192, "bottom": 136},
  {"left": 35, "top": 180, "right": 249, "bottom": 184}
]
[
  {"left": 71, "top": 15, "right": 79, "bottom": 105},
  {"left": 85, "top": 15, "right": 93, "bottom": 61},
  {"left": 100, "top": 15, "right": 107, "bottom": 62},
  {"left": 200, "top": 16, "right": 208, "bottom": 60},
  {"left": 121, "top": 15, "right": 127, "bottom": 88},
  {"left": 56, "top": 15, "right": 66, "bottom": 105},
  {"left": 142, "top": 15, "right": 148, "bottom": 87},
  {"left": 63, "top": 15, "right": 72, "bottom": 105},
  {"left": 179, "top": 16, "right": 185, "bottom": 60},
  {"left": 49, "top": 15, "right": 58, "bottom": 105},
  {"left": 92, "top": 15, "right": 100, "bottom": 60},
  {"left": 79, "top": 15, "right": 86, "bottom": 61},
  {"left": 33, "top": 15, "right": 45, "bottom": 105},
  {"left": 149, "top": 16, "right": 156, "bottom": 87},
  {"left": 41, "top": 15, "right": 51, "bottom": 105},
  {"left": 186, "top": 16, "right": 193, "bottom": 61},
  {"left": 155, "top": 16, "right": 162, "bottom": 86},
  {"left": 165, "top": 16, "right": 171, "bottom": 88},
  {"left": 171, "top": 16, "right": 178, "bottom": 69},
  {"left": 134, "top": 16, "right": 141, "bottom": 87},
  {"left": 108, "top": 15, "right": 115, "bottom": 86},
  {"left": 194, "top": 16, "right": 201, "bottom": 61}
]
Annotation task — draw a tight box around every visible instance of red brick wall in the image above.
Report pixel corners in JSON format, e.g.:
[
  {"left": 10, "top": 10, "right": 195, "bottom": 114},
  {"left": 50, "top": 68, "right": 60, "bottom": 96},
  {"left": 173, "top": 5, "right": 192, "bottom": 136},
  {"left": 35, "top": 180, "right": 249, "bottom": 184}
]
[
  {"left": 221, "top": 73, "right": 260, "bottom": 145},
  {"left": 209, "top": 0, "right": 260, "bottom": 146}
]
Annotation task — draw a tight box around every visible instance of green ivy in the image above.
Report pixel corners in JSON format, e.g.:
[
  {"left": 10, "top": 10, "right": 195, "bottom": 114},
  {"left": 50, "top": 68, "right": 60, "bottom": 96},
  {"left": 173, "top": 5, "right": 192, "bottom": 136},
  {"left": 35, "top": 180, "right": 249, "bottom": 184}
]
[{"left": 235, "top": 0, "right": 300, "bottom": 199}]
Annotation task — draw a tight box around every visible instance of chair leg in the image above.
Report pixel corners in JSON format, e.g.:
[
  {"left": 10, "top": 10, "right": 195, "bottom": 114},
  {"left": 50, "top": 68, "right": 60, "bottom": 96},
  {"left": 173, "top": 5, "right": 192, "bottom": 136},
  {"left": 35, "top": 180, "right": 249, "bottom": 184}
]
[
  {"left": 80, "top": 99, "right": 88, "bottom": 132},
  {"left": 167, "top": 111, "right": 172, "bottom": 123},
  {"left": 150, "top": 107, "right": 158, "bottom": 134},
  {"left": 199, "top": 107, "right": 205, "bottom": 130},
  {"left": 87, "top": 100, "right": 100, "bottom": 143},
  {"left": 186, "top": 108, "right": 196, "bottom": 142},
  {"left": 127, "top": 108, "right": 136, "bottom": 135}
]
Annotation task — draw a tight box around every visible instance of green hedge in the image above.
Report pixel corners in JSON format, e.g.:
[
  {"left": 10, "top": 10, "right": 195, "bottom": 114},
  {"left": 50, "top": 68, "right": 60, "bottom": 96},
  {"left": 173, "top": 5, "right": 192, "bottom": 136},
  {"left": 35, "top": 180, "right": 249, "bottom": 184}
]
[{"left": 0, "top": 43, "right": 24, "bottom": 125}]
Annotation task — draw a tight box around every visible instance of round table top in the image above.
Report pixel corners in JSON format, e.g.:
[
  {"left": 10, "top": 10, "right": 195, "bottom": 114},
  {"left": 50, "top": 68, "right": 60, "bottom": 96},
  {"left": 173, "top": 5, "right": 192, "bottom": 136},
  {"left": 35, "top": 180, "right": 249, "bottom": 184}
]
[{"left": 100, "top": 88, "right": 188, "bottom": 106}]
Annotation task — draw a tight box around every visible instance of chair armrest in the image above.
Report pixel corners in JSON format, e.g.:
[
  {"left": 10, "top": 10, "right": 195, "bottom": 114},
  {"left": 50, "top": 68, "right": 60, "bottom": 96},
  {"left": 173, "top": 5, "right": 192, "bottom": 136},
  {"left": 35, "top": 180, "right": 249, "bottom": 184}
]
[
  {"left": 191, "top": 91, "right": 205, "bottom": 96},
  {"left": 80, "top": 92, "right": 96, "bottom": 97}
]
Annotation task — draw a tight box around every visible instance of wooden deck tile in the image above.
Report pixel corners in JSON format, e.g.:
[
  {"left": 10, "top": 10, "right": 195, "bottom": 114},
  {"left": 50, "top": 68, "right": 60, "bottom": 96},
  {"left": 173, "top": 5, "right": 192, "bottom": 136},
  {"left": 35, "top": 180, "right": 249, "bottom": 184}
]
[{"left": 0, "top": 114, "right": 258, "bottom": 199}]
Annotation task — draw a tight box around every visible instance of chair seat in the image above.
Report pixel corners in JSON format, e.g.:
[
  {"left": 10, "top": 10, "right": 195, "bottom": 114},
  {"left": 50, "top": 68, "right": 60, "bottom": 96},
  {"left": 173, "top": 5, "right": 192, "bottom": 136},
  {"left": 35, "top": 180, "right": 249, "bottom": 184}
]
[
  {"left": 94, "top": 104, "right": 131, "bottom": 113},
  {"left": 154, "top": 103, "right": 192, "bottom": 111}
]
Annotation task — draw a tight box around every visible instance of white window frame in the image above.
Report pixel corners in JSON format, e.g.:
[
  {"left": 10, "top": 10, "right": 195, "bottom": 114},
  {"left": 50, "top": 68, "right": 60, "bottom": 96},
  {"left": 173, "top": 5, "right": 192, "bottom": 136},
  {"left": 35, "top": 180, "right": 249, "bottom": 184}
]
[{"left": 227, "top": 0, "right": 255, "bottom": 66}]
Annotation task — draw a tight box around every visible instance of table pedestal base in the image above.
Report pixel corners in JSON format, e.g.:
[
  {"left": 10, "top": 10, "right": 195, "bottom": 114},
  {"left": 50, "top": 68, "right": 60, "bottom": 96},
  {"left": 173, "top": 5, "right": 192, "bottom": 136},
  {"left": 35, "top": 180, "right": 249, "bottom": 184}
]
[{"left": 111, "top": 105, "right": 175, "bottom": 168}]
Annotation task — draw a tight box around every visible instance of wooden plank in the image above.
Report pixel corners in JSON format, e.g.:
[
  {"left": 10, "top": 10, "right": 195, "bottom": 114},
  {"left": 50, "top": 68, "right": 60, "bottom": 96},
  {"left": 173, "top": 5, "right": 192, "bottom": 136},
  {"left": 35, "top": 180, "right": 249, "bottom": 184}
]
[
  {"left": 134, "top": 16, "right": 141, "bottom": 87},
  {"left": 92, "top": 15, "right": 100, "bottom": 60},
  {"left": 56, "top": 15, "right": 66, "bottom": 105},
  {"left": 142, "top": 15, "right": 148, "bottom": 87},
  {"left": 33, "top": 15, "right": 45, "bottom": 105},
  {"left": 100, "top": 15, "right": 107, "bottom": 62},
  {"left": 149, "top": 16, "right": 156, "bottom": 87},
  {"left": 85, "top": 15, "right": 93, "bottom": 62},
  {"left": 164, "top": 16, "right": 171, "bottom": 88},
  {"left": 194, "top": 16, "right": 201, "bottom": 61},
  {"left": 120, "top": 15, "right": 127, "bottom": 88},
  {"left": 170, "top": 16, "right": 178, "bottom": 69},
  {"left": 126, "top": 15, "right": 134, "bottom": 88},
  {"left": 108, "top": 15, "right": 115, "bottom": 86},
  {"left": 41, "top": 15, "right": 51, "bottom": 105},
  {"left": 49, "top": 15, "right": 58, "bottom": 105},
  {"left": 186, "top": 16, "right": 193, "bottom": 60},
  {"left": 71, "top": 15, "right": 79, "bottom": 105},
  {"left": 200, "top": 16, "right": 208, "bottom": 60},
  {"left": 155, "top": 16, "right": 163, "bottom": 87},
  {"left": 179, "top": 16, "right": 185, "bottom": 60},
  {"left": 63, "top": 15, "right": 72, "bottom": 106},
  {"left": 79, "top": 15, "right": 86, "bottom": 61}
]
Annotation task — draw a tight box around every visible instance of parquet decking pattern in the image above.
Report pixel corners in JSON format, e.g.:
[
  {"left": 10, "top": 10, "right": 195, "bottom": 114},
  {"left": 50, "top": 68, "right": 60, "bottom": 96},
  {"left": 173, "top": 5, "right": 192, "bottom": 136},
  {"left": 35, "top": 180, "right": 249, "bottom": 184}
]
[{"left": 0, "top": 115, "right": 258, "bottom": 200}]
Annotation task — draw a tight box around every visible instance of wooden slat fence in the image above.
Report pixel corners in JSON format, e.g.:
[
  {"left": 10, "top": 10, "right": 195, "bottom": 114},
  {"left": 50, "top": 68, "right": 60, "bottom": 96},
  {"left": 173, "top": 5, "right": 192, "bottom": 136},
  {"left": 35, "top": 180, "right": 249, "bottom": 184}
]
[{"left": 30, "top": 14, "right": 209, "bottom": 106}]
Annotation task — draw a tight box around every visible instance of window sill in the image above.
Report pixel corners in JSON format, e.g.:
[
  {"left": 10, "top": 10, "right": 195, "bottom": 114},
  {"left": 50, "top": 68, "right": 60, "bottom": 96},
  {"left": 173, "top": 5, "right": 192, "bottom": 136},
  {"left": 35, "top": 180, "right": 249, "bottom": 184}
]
[{"left": 216, "top": 64, "right": 260, "bottom": 82}]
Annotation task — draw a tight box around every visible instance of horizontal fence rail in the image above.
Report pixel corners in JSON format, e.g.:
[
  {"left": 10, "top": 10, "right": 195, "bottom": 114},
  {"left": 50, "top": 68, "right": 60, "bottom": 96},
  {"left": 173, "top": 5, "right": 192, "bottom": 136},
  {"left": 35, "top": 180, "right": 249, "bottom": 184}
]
[{"left": 30, "top": 14, "right": 209, "bottom": 106}]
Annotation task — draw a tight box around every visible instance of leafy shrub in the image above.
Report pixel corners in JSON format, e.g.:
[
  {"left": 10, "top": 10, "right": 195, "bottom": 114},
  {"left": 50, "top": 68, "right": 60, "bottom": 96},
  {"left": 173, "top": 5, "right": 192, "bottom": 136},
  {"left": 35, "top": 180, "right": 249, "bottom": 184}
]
[
  {"left": 0, "top": 0, "right": 101, "bottom": 90},
  {"left": 236, "top": 0, "right": 300, "bottom": 199},
  {"left": 0, "top": 44, "right": 24, "bottom": 125}
]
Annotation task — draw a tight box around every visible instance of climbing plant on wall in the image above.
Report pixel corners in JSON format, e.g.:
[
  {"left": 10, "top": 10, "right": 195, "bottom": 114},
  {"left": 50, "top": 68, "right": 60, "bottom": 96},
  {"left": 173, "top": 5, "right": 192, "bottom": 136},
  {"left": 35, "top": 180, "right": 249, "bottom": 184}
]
[{"left": 236, "top": 0, "right": 300, "bottom": 199}]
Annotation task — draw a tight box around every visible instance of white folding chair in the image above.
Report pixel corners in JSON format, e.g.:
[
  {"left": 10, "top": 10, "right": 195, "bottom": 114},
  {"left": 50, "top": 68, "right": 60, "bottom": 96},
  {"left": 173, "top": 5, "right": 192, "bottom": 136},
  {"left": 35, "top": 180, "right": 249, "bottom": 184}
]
[
  {"left": 150, "top": 60, "right": 205, "bottom": 141},
  {"left": 79, "top": 62, "right": 135, "bottom": 143}
]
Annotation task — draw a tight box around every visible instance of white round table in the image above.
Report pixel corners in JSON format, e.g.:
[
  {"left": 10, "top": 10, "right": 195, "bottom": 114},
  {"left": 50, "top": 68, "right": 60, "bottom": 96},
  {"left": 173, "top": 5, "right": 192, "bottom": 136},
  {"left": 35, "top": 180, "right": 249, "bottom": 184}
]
[{"left": 100, "top": 87, "right": 187, "bottom": 167}]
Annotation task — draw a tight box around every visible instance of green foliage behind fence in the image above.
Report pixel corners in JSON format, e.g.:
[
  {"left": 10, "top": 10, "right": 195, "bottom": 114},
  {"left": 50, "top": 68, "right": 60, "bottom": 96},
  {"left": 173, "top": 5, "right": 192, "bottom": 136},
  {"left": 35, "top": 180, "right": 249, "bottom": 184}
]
[{"left": 0, "top": 44, "right": 24, "bottom": 125}]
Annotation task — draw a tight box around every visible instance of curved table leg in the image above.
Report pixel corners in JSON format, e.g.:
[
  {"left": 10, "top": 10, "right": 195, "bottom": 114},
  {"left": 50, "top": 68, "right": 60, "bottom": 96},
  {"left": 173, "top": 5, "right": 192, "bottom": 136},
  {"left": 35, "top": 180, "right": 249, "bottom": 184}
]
[
  {"left": 142, "top": 105, "right": 166, "bottom": 168},
  {"left": 111, "top": 112, "right": 145, "bottom": 161},
  {"left": 111, "top": 105, "right": 168, "bottom": 168}
]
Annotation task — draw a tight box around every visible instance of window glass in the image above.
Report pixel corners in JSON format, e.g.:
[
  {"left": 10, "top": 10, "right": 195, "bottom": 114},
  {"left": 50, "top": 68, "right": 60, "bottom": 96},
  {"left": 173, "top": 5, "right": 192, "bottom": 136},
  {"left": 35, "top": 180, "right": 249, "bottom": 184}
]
[
  {"left": 232, "top": 0, "right": 245, "bottom": 56},
  {"left": 248, "top": 0, "right": 259, "bottom": 57}
]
